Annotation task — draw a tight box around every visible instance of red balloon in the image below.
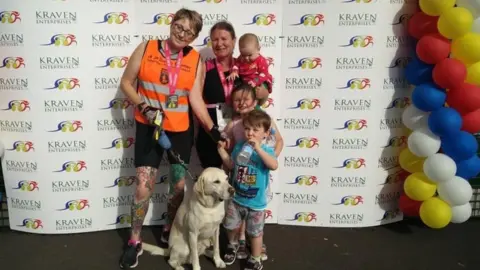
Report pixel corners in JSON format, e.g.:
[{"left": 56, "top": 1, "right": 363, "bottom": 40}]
[
  {"left": 399, "top": 193, "right": 421, "bottom": 217},
  {"left": 397, "top": 170, "right": 410, "bottom": 183},
  {"left": 462, "top": 108, "right": 480, "bottom": 134},
  {"left": 447, "top": 83, "right": 480, "bottom": 115},
  {"left": 416, "top": 34, "right": 451, "bottom": 64},
  {"left": 408, "top": 12, "right": 439, "bottom": 40},
  {"left": 433, "top": 58, "right": 467, "bottom": 90}
]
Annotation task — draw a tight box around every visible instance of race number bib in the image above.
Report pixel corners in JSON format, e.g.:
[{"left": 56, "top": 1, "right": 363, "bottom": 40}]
[{"left": 216, "top": 103, "right": 232, "bottom": 131}]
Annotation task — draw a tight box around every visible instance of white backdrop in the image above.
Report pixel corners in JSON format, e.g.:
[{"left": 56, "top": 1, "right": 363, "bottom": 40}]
[{"left": 0, "top": 0, "right": 416, "bottom": 233}]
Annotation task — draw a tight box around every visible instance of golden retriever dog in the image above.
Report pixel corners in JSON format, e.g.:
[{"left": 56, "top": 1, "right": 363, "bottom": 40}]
[{"left": 142, "top": 167, "right": 234, "bottom": 270}]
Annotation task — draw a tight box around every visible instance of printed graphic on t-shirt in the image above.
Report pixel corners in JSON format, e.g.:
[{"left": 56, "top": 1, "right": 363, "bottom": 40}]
[
  {"left": 231, "top": 142, "right": 273, "bottom": 209},
  {"left": 160, "top": 68, "right": 169, "bottom": 84},
  {"left": 236, "top": 166, "right": 248, "bottom": 183},
  {"left": 234, "top": 166, "right": 259, "bottom": 199},
  {"left": 245, "top": 173, "right": 257, "bottom": 185},
  {"left": 234, "top": 181, "right": 259, "bottom": 199}
]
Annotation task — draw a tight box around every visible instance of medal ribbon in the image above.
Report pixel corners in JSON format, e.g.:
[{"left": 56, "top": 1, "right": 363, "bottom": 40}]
[
  {"left": 215, "top": 58, "right": 234, "bottom": 104},
  {"left": 164, "top": 40, "right": 184, "bottom": 96}
]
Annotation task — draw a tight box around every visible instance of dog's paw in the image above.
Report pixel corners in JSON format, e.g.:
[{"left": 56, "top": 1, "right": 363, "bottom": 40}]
[
  {"left": 214, "top": 257, "right": 226, "bottom": 268},
  {"left": 192, "top": 265, "right": 201, "bottom": 270}
]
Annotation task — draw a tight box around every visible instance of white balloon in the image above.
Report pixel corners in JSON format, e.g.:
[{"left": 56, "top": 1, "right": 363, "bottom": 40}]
[
  {"left": 437, "top": 176, "right": 473, "bottom": 206},
  {"left": 401, "top": 105, "right": 430, "bottom": 131},
  {"left": 451, "top": 203, "right": 472, "bottom": 223},
  {"left": 456, "top": 0, "right": 480, "bottom": 18},
  {"left": 472, "top": 17, "right": 480, "bottom": 34},
  {"left": 407, "top": 127, "right": 441, "bottom": 157},
  {"left": 423, "top": 153, "right": 457, "bottom": 183}
]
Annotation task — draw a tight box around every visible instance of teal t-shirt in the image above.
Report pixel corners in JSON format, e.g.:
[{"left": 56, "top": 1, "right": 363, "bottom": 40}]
[{"left": 231, "top": 141, "right": 275, "bottom": 211}]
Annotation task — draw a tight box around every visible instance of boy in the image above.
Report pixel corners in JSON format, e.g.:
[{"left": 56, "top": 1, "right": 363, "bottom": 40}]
[{"left": 217, "top": 109, "right": 278, "bottom": 270}]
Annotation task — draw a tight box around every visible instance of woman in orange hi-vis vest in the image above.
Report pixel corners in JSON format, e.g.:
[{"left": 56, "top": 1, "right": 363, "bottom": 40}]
[{"left": 118, "top": 8, "right": 223, "bottom": 269}]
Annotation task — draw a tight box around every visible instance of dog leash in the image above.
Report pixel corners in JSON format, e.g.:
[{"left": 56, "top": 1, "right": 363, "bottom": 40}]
[
  {"left": 163, "top": 150, "right": 196, "bottom": 181},
  {"left": 152, "top": 109, "right": 198, "bottom": 182}
]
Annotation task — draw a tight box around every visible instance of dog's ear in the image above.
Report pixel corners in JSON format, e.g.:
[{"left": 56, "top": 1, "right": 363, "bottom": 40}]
[{"left": 194, "top": 175, "right": 205, "bottom": 197}]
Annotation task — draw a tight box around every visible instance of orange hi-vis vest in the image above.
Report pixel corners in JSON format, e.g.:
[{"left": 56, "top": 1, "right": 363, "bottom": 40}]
[{"left": 135, "top": 40, "right": 200, "bottom": 132}]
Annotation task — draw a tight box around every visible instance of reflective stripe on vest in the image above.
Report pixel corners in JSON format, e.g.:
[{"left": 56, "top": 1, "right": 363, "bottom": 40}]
[
  {"left": 138, "top": 80, "right": 189, "bottom": 112},
  {"left": 135, "top": 40, "right": 199, "bottom": 132}
]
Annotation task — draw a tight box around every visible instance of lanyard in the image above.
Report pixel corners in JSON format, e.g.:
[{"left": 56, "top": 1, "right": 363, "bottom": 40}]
[
  {"left": 215, "top": 58, "right": 234, "bottom": 104},
  {"left": 164, "top": 41, "right": 183, "bottom": 96}
]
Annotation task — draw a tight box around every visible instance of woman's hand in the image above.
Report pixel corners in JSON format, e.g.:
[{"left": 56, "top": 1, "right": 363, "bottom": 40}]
[
  {"left": 141, "top": 105, "right": 161, "bottom": 126},
  {"left": 218, "top": 137, "right": 231, "bottom": 150}
]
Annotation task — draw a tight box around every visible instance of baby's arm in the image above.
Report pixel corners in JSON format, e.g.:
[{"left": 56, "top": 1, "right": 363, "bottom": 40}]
[{"left": 226, "top": 69, "right": 239, "bottom": 81}]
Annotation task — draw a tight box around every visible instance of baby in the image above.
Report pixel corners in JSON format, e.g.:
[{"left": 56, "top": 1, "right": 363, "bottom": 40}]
[{"left": 227, "top": 33, "right": 273, "bottom": 105}]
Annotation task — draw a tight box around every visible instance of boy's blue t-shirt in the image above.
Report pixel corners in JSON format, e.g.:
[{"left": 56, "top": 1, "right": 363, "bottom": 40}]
[{"left": 231, "top": 141, "right": 275, "bottom": 211}]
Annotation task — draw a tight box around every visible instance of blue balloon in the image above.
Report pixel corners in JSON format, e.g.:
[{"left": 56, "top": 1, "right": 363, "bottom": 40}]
[
  {"left": 412, "top": 83, "right": 447, "bottom": 112},
  {"left": 405, "top": 54, "right": 434, "bottom": 86},
  {"left": 442, "top": 131, "right": 479, "bottom": 162},
  {"left": 428, "top": 107, "right": 463, "bottom": 137},
  {"left": 456, "top": 155, "right": 480, "bottom": 180}
]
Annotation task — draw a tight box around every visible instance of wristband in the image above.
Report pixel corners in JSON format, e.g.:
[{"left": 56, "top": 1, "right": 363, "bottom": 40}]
[{"left": 210, "top": 125, "right": 225, "bottom": 143}]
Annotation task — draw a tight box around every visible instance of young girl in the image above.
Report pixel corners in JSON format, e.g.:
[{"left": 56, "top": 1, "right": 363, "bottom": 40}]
[
  {"left": 222, "top": 83, "right": 284, "bottom": 261},
  {"left": 227, "top": 33, "right": 273, "bottom": 106}
]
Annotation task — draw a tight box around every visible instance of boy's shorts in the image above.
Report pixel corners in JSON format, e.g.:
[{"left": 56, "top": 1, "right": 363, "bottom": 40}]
[{"left": 223, "top": 200, "right": 265, "bottom": 237}]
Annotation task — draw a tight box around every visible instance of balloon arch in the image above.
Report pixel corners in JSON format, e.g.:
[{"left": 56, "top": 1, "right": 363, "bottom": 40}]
[{"left": 398, "top": 0, "right": 480, "bottom": 229}]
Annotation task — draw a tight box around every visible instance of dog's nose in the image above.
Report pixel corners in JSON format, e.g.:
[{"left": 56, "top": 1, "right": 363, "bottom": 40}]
[{"left": 228, "top": 186, "right": 235, "bottom": 195}]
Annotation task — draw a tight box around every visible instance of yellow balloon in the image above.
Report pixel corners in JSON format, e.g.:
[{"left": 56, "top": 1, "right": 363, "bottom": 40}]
[
  {"left": 452, "top": 33, "right": 480, "bottom": 66},
  {"left": 399, "top": 148, "right": 426, "bottom": 173},
  {"left": 419, "top": 197, "right": 452, "bottom": 229},
  {"left": 404, "top": 172, "right": 437, "bottom": 201},
  {"left": 466, "top": 61, "right": 480, "bottom": 86},
  {"left": 437, "top": 7, "right": 474, "bottom": 39},
  {"left": 419, "top": 0, "right": 456, "bottom": 16}
]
